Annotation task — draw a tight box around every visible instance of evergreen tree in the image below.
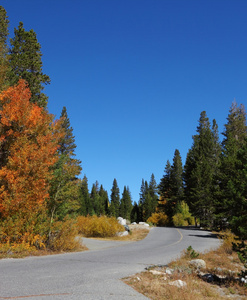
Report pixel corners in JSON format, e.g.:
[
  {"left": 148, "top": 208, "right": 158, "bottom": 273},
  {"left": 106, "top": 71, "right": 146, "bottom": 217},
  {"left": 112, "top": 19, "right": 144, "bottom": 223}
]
[
  {"left": 230, "top": 138, "right": 247, "bottom": 239},
  {"left": 130, "top": 202, "right": 140, "bottom": 223},
  {"left": 159, "top": 160, "right": 172, "bottom": 200},
  {"left": 148, "top": 173, "right": 159, "bottom": 213},
  {"left": 110, "top": 178, "right": 120, "bottom": 217},
  {"left": 98, "top": 185, "right": 109, "bottom": 216},
  {"left": 184, "top": 111, "right": 220, "bottom": 227},
  {"left": 9, "top": 22, "right": 50, "bottom": 107},
  {"left": 79, "top": 175, "right": 92, "bottom": 216},
  {"left": 139, "top": 175, "right": 158, "bottom": 221},
  {"left": 48, "top": 107, "right": 82, "bottom": 220},
  {"left": 170, "top": 149, "right": 184, "bottom": 201},
  {"left": 159, "top": 150, "right": 184, "bottom": 222},
  {"left": 120, "top": 186, "right": 132, "bottom": 220},
  {"left": 59, "top": 107, "right": 77, "bottom": 155},
  {"left": 0, "top": 6, "right": 9, "bottom": 91},
  {"left": 216, "top": 102, "right": 247, "bottom": 227},
  {"left": 138, "top": 179, "right": 146, "bottom": 221},
  {"left": 90, "top": 182, "right": 100, "bottom": 215}
]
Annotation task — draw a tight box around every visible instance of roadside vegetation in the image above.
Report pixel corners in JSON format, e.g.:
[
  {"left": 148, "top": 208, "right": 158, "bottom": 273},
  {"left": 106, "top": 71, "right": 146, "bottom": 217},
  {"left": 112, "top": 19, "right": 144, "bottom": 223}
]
[{"left": 123, "top": 231, "right": 247, "bottom": 300}]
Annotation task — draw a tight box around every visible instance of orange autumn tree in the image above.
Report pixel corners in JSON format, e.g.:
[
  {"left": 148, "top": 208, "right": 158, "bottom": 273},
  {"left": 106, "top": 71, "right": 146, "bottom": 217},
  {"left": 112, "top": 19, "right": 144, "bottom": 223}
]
[{"left": 0, "top": 80, "right": 63, "bottom": 245}]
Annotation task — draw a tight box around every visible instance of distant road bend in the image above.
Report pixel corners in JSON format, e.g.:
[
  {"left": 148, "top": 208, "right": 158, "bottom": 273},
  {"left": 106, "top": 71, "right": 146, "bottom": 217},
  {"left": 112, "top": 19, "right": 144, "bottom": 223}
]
[{"left": 0, "top": 227, "right": 220, "bottom": 300}]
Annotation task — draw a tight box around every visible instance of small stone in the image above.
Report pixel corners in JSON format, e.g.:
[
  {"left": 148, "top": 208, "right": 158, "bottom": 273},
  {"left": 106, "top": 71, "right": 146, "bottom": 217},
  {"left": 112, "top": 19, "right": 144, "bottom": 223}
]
[
  {"left": 168, "top": 280, "right": 187, "bottom": 288},
  {"left": 149, "top": 270, "right": 164, "bottom": 276},
  {"left": 136, "top": 277, "right": 141, "bottom": 281},
  {"left": 165, "top": 268, "right": 173, "bottom": 275}
]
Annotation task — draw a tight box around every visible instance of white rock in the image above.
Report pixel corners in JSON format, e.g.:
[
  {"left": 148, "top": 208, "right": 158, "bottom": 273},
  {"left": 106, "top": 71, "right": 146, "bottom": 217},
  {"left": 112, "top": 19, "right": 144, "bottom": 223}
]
[
  {"left": 139, "top": 222, "right": 149, "bottom": 226},
  {"left": 131, "top": 222, "right": 137, "bottom": 225},
  {"left": 168, "top": 280, "right": 187, "bottom": 288},
  {"left": 117, "top": 217, "right": 126, "bottom": 226},
  {"left": 149, "top": 270, "right": 164, "bottom": 276},
  {"left": 117, "top": 231, "right": 129, "bottom": 236},
  {"left": 189, "top": 259, "right": 206, "bottom": 269},
  {"left": 165, "top": 268, "right": 173, "bottom": 275}
]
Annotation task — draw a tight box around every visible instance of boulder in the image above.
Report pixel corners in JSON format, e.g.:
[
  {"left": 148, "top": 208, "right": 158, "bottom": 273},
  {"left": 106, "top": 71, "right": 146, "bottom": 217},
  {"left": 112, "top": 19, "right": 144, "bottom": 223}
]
[
  {"left": 189, "top": 259, "right": 206, "bottom": 269},
  {"left": 117, "top": 217, "right": 126, "bottom": 226},
  {"left": 139, "top": 222, "right": 150, "bottom": 227}
]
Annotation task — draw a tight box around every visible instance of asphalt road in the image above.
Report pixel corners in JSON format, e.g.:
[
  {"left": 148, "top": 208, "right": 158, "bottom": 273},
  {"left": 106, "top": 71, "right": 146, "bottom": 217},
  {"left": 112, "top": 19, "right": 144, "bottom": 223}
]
[{"left": 0, "top": 227, "right": 221, "bottom": 300}]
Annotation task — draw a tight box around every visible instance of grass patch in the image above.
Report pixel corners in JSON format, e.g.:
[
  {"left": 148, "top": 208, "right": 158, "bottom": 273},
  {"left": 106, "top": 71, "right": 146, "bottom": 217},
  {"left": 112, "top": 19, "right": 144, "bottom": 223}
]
[{"left": 123, "top": 232, "right": 247, "bottom": 300}]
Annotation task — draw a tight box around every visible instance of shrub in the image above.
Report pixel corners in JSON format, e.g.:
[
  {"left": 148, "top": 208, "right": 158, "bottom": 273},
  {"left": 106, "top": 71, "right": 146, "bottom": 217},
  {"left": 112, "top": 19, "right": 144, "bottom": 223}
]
[
  {"left": 48, "top": 218, "right": 83, "bottom": 251},
  {"left": 172, "top": 201, "right": 195, "bottom": 226},
  {"left": 76, "top": 215, "right": 124, "bottom": 237},
  {"left": 147, "top": 212, "right": 169, "bottom": 226}
]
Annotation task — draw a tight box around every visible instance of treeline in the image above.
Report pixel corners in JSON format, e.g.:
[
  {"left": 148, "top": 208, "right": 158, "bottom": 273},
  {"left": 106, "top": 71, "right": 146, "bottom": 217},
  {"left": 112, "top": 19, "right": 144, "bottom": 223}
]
[{"left": 158, "top": 105, "right": 247, "bottom": 241}]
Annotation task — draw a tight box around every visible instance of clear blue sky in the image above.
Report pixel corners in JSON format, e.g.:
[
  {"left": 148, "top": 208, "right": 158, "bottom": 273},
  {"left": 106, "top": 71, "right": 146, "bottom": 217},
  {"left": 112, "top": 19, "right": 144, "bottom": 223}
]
[{"left": 2, "top": 0, "right": 247, "bottom": 203}]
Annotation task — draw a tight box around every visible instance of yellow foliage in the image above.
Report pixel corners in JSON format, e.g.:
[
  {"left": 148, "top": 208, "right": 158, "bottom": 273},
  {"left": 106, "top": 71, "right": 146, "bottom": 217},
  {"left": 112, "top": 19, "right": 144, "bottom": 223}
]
[
  {"left": 218, "top": 230, "right": 239, "bottom": 255},
  {"left": 76, "top": 215, "right": 125, "bottom": 237},
  {"left": 48, "top": 218, "right": 83, "bottom": 252},
  {"left": 172, "top": 213, "right": 188, "bottom": 226},
  {"left": 147, "top": 212, "right": 169, "bottom": 227}
]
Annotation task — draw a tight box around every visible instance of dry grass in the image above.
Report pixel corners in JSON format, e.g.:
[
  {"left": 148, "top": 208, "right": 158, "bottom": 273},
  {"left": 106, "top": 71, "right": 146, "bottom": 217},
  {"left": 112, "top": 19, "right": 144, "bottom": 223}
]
[{"left": 123, "top": 233, "right": 247, "bottom": 300}]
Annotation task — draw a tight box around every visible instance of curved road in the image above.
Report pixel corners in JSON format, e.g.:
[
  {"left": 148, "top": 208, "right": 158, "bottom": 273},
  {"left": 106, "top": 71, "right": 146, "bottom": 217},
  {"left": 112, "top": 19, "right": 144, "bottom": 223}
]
[{"left": 0, "top": 227, "right": 220, "bottom": 300}]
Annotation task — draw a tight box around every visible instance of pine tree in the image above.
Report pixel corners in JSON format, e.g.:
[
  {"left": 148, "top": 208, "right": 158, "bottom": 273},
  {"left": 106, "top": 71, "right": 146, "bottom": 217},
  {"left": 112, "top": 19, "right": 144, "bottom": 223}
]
[
  {"left": 0, "top": 6, "right": 9, "bottom": 91},
  {"left": 9, "top": 22, "right": 50, "bottom": 107},
  {"left": 98, "top": 185, "right": 109, "bottom": 216},
  {"left": 148, "top": 173, "right": 159, "bottom": 213},
  {"left": 130, "top": 202, "right": 140, "bottom": 223},
  {"left": 48, "top": 107, "right": 82, "bottom": 221},
  {"left": 110, "top": 179, "right": 120, "bottom": 217},
  {"left": 184, "top": 111, "right": 220, "bottom": 227},
  {"left": 159, "top": 160, "right": 172, "bottom": 200},
  {"left": 170, "top": 149, "right": 184, "bottom": 201},
  {"left": 216, "top": 102, "right": 247, "bottom": 228},
  {"left": 90, "top": 182, "right": 100, "bottom": 215},
  {"left": 159, "top": 150, "right": 184, "bottom": 223},
  {"left": 120, "top": 186, "right": 132, "bottom": 220},
  {"left": 230, "top": 138, "right": 247, "bottom": 239},
  {"left": 79, "top": 175, "right": 92, "bottom": 216}
]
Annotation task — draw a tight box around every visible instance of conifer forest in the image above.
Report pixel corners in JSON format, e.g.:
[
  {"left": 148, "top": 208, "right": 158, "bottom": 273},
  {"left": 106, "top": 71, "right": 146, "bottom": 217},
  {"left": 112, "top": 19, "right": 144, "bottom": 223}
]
[{"left": 0, "top": 5, "right": 246, "bottom": 254}]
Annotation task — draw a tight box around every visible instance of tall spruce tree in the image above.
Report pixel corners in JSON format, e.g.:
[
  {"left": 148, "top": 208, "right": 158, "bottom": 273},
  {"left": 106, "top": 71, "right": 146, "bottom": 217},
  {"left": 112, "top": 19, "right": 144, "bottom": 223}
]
[
  {"left": 110, "top": 178, "right": 120, "bottom": 218},
  {"left": 90, "top": 182, "right": 100, "bottom": 215},
  {"left": 183, "top": 111, "right": 220, "bottom": 227},
  {"left": 170, "top": 149, "right": 184, "bottom": 203},
  {"left": 148, "top": 173, "right": 159, "bottom": 215},
  {"left": 0, "top": 6, "right": 9, "bottom": 91},
  {"left": 119, "top": 186, "right": 132, "bottom": 220},
  {"left": 216, "top": 102, "right": 247, "bottom": 228},
  {"left": 9, "top": 22, "right": 50, "bottom": 107},
  {"left": 139, "top": 175, "right": 158, "bottom": 221},
  {"left": 230, "top": 138, "right": 247, "bottom": 239},
  {"left": 48, "top": 107, "right": 82, "bottom": 220},
  {"left": 98, "top": 185, "right": 109, "bottom": 216},
  {"left": 159, "top": 150, "right": 184, "bottom": 222},
  {"left": 79, "top": 175, "right": 92, "bottom": 216}
]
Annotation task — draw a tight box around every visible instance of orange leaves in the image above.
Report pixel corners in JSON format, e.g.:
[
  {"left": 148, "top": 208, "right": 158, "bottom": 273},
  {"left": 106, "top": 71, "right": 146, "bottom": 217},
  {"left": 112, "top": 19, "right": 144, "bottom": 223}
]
[{"left": 0, "top": 80, "right": 63, "bottom": 223}]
